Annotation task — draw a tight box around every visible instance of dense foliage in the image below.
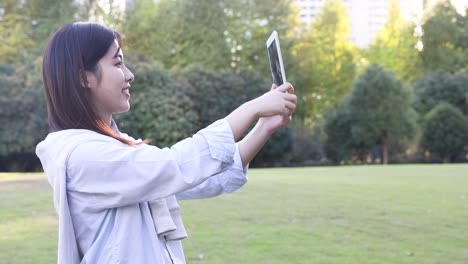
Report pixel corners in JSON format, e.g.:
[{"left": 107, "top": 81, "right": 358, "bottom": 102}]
[
  {"left": 420, "top": 1, "right": 468, "bottom": 73},
  {"left": 367, "top": 0, "right": 422, "bottom": 83},
  {"left": 114, "top": 64, "right": 198, "bottom": 148},
  {"left": 1, "top": 0, "right": 467, "bottom": 171},
  {"left": 413, "top": 71, "right": 468, "bottom": 117},
  {"left": 325, "top": 64, "right": 417, "bottom": 164},
  {"left": 420, "top": 103, "right": 468, "bottom": 162},
  {"left": 293, "top": 0, "right": 356, "bottom": 123},
  {"left": 0, "top": 62, "right": 47, "bottom": 171}
]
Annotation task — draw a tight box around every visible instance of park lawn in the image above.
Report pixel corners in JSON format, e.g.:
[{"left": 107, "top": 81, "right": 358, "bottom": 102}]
[
  {"left": 0, "top": 164, "right": 467, "bottom": 263},
  {"left": 0, "top": 173, "right": 57, "bottom": 264}
]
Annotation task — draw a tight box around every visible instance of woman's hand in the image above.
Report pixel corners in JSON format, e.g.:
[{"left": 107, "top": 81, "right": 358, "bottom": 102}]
[
  {"left": 224, "top": 82, "right": 296, "bottom": 141},
  {"left": 253, "top": 83, "right": 296, "bottom": 119},
  {"left": 237, "top": 83, "right": 297, "bottom": 166},
  {"left": 257, "top": 83, "right": 296, "bottom": 134}
]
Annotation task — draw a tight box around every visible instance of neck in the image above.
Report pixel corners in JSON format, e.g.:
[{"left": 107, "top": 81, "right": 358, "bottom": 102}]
[{"left": 100, "top": 114, "right": 112, "bottom": 127}]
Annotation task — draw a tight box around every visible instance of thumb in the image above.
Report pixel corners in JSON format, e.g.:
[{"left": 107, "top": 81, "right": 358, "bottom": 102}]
[{"left": 271, "top": 84, "right": 278, "bottom": 91}]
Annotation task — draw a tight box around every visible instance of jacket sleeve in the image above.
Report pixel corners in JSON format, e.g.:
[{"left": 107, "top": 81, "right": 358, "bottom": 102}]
[
  {"left": 66, "top": 119, "right": 236, "bottom": 210},
  {"left": 176, "top": 143, "right": 248, "bottom": 200}
]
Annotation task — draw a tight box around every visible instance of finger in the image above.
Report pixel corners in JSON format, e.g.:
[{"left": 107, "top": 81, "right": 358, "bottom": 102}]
[
  {"left": 285, "top": 101, "right": 296, "bottom": 111},
  {"left": 277, "top": 82, "right": 295, "bottom": 94},
  {"left": 281, "top": 112, "right": 292, "bottom": 123},
  {"left": 285, "top": 108, "right": 294, "bottom": 121},
  {"left": 282, "top": 93, "right": 297, "bottom": 104},
  {"left": 271, "top": 84, "right": 278, "bottom": 91},
  {"left": 286, "top": 83, "right": 295, "bottom": 94}
]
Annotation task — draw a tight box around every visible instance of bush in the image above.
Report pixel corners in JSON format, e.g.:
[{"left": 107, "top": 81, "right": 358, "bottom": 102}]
[
  {"left": 1, "top": 59, "right": 298, "bottom": 170},
  {"left": 288, "top": 123, "right": 327, "bottom": 166},
  {"left": 324, "top": 105, "right": 353, "bottom": 164},
  {"left": 420, "top": 102, "right": 468, "bottom": 162},
  {"left": 413, "top": 71, "right": 468, "bottom": 117},
  {"left": 114, "top": 63, "right": 198, "bottom": 148},
  {"left": 0, "top": 62, "right": 47, "bottom": 171},
  {"left": 174, "top": 66, "right": 294, "bottom": 167}
]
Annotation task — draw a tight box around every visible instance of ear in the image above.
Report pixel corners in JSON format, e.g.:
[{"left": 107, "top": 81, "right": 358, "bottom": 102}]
[{"left": 81, "top": 70, "right": 98, "bottom": 89}]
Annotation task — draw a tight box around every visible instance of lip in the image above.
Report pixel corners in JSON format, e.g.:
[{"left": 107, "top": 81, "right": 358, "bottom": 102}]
[{"left": 122, "top": 86, "right": 131, "bottom": 97}]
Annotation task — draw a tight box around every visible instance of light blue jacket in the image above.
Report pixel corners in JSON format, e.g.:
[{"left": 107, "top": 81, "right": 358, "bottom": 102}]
[{"left": 36, "top": 119, "right": 248, "bottom": 264}]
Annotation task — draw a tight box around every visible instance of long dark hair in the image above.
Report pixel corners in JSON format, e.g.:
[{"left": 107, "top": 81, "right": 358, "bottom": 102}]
[{"left": 42, "top": 22, "right": 134, "bottom": 145}]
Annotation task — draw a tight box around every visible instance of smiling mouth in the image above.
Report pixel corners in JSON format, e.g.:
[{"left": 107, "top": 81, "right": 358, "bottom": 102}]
[{"left": 122, "top": 87, "right": 131, "bottom": 96}]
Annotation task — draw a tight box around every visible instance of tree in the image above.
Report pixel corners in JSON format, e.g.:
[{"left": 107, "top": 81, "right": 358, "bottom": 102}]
[
  {"left": 0, "top": 61, "right": 47, "bottom": 171},
  {"left": 324, "top": 104, "right": 354, "bottom": 163},
  {"left": 367, "top": 0, "right": 422, "bottom": 83},
  {"left": 420, "top": 1, "right": 468, "bottom": 73},
  {"left": 221, "top": 0, "right": 298, "bottom": 74},
  {"left": 80, "top": 0, "right": 124, "bottom": 28},
  {"left": 122, "top": 0, "right": 297, "bottom": 74},
  {"left": 293, "top": 0, "right": 357, "bottom": 124},
  {"left": 0, "top": 0, "right": 78, "bottom": 64},
  {"left": 413, "top": 71, "right": 468, "bottom": 117},
  {"left": 123, "top": 0, "right": 230, "bottom": 70},
  {"left": 420, "top": 102, "right": 468, "bottom": 162},
  {"left": 343, "top": 64, "right": 417, "bottom": 164},
  {"left": 174, "top": 65, "right": 249, "bottom": 128}
]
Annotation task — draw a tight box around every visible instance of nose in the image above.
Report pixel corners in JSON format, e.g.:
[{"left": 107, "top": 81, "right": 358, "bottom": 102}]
[{"left": 125, "top": 66, "right": 134, "bottom": 83}]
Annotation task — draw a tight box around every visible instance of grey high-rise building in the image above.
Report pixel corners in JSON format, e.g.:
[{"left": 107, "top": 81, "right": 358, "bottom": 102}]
[{"left": 294, "top": 0, "right": 424, "bottom": 47}]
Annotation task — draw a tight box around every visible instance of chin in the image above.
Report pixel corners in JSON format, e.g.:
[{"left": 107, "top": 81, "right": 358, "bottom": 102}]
[{"left": 116, "top": 104, "right": 131, "bottom": 114}]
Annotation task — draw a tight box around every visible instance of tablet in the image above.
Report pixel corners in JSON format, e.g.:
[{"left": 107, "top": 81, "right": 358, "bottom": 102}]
[{"left": 266, "top": 31, "right": 287, "bottom": 86}]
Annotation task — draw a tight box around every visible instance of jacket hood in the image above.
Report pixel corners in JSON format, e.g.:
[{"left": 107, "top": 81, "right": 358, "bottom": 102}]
[
  {"left": 36, "top": 129, "right": 106, "bottom": 264},
  {"left": 36, "top": 130, "right": 95, "bottom": 181}
]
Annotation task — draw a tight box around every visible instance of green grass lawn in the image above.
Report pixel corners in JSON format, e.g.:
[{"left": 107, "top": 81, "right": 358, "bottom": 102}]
[{"left": 1, "top": 165, "right": 467, "bottom": 263}]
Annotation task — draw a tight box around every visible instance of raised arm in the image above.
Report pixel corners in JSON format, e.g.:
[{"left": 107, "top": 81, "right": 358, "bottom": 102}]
[
  {"left": 176, "top": 83, "right": 296, "bottom": 199},
  {"left": 227, "top": 83, "right": 296, "bottom": 166}
]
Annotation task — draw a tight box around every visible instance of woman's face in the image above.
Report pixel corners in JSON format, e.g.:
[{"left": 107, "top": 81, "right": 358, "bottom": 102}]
[{"left": 85, "top": 39, "right": 134, "bottom": 123}]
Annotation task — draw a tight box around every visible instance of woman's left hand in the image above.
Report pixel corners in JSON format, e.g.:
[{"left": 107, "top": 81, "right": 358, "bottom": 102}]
[{"left": 258, "top": 83, "right": 295, "bottom": 134}]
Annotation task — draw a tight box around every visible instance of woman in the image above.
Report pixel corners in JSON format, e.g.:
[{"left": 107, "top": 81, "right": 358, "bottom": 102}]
[{"left": 36, "top": 22, "right": 296, "bottom": 264}]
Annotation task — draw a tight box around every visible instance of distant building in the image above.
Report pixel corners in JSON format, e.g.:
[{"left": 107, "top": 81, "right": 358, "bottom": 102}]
[{"left": 294, "top": 0, "right": 423, "bottom": 47}]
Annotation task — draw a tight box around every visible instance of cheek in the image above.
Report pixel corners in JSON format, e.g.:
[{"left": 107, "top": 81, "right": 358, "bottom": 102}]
[
  {"left": 101, "top": 69, "right": 125, "bottom": 88},
  {"left": 113, "top": 69, "right": 126, "bottom": 82}
]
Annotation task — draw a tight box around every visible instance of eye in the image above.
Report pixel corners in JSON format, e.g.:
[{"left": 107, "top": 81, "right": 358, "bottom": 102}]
[{"left": 115, "top": 61, "right": 123, "bottom": 67}]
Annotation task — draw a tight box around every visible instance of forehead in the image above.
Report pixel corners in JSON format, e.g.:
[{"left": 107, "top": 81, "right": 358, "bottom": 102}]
[{"left": 104, "top": 39, "right": 122, "bottom": 58}]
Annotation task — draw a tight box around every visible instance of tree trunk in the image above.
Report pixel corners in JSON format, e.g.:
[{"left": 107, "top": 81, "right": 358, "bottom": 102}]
[
  {"left": 443, "top": 155, "right": 450, "bottom": 163},
  {"left": 382, "top": 134, "right": 389, "bottom": 165}
]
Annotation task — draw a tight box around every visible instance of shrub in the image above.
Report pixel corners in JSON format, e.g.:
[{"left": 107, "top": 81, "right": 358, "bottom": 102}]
[{"left": 420, "top": 102, "right": 468, "bottom": 162}]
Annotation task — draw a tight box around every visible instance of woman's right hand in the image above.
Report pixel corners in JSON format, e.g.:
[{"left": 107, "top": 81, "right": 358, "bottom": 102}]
[
  {"left": 236, "top": 83, "right": 297, "bottom": 166},
  {"left": 253, "top": 82, "right": 297, "bottom": 119},
  {"left": 224, "top": 82, "right": 297, "bottom": 141}
]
